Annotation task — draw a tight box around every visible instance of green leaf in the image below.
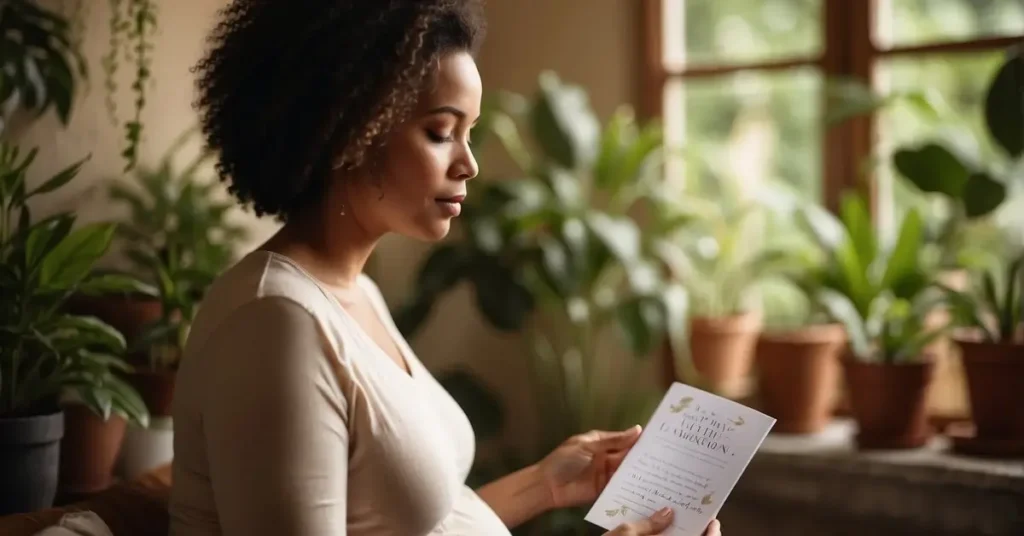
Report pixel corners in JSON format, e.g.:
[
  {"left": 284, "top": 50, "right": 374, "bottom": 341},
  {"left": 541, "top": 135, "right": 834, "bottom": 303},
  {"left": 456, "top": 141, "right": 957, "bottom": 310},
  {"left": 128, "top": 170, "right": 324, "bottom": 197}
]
[
  {"left": 892, "top": 143, "right": 971, "bottom": 197},
  {"left": 40, "top": 223, "right": 116, "bottom": 290},
  {"left": 984, "top": 50, "right": 1023, "bottom": 159},
  {"left": 52, "top": 315, "right": 127, "bottom": 353},
  {"left": 469, "top": 258, "right": 534, "bottom": 332},
  {"left": 586, "top": 214, "right": 641, "bottom": 268},
  {"left": 538, "top": 235, "right": 574, "bottom": 297},
  {"left": 104, "top": 375, "right": 149, "bottom": 428},
  {"left": 437, "top": 368, "right": 504, "bottom": 441},
  {"left": 78, "top": 273, "right": 159, "bottom": 297},
  {"left": 818, "top": 289, "right": 870, "bottom": 359},
  {"left": 415, "top": 245, "right": 468, "bottom": 297},
  {"left": 962, "top": 172, "right": 1007, "bottom": 219},
  {"left": 615, "top": 297, "right": 665, "bottom": 357},
  {"left": 81, "top": 388, "right": 114, "bottom": 421},
  {"left": 23, "top": 156, "right": 86, "bottom": 199},
  {"left": 839, "top": 193, "right": 876, "bottom": 269},
  {"left": 530, "top": 71, "right": 601, "bottom": 170},
  {"left": 881, "top": 208, "right": 924, "bottom": 295},
  {"left": 24, "top": 214, "right": 74, "bottom": 273}
]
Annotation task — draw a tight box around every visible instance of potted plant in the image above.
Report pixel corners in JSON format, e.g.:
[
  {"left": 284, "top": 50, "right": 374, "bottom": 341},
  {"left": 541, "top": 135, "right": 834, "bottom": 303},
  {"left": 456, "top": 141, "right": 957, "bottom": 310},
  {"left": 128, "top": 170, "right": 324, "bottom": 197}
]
[
  {"left": 753, "top": 234, "right": 847, "bottom": 434},
  {"left": 942, "top": 253, "right": 1024, "bottom": 450},
  {"left": 0, "top": 143, "right": 148, "bottom": 515},
  {"left": 801, "top": 192, "right": 947, "bottom": 449},
  {"left": 100, "top": 127, "right": 247, "bottom": 477},
  {"left": 653, "top": 176, "right": 792, "bottom": 396}
]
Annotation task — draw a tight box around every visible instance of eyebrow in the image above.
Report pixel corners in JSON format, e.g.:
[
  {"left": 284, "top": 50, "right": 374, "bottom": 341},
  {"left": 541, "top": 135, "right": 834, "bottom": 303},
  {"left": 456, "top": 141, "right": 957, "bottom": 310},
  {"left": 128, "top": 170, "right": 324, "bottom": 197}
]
[{"left": 426, "top": 105, "right": 480, "bottom": 125}]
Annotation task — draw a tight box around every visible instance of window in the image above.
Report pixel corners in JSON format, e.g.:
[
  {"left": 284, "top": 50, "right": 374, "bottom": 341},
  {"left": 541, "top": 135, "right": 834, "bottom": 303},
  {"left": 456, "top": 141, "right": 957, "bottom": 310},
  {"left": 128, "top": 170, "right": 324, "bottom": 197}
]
[
  {"left": 643, "top": 0, "right": 1024, "bottom": 216},
  {"left": 643, "top": 0, "right": 1024, "bottom": 419}
]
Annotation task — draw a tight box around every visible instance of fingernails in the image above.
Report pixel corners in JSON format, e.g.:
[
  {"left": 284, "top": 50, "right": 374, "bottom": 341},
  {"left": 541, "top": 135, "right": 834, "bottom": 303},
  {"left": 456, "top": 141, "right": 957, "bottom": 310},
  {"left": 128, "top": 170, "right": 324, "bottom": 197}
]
[
  {"left": 655, "top": 507, "right": 672, "bottom": 519},
  {"left": 628, "top": 424, "right": 642, "bottom": 434}
]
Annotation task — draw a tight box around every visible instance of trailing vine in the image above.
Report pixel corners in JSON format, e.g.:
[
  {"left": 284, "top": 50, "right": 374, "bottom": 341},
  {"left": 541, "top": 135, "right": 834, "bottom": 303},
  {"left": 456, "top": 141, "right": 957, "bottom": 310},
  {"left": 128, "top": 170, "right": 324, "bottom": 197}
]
[{"left": 101, "top": 0, "right": 158, "bottom": 172}]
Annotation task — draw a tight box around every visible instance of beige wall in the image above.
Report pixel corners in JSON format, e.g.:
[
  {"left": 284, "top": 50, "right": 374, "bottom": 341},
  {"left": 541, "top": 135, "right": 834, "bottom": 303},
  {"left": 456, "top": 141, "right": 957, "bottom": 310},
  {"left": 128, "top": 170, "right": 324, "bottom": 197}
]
[
  {"left": 11, "top": 0, "right": 279, "bottom": 249},
  {"left": 13, "top": 0, "right": 643, "bottom": 454}
]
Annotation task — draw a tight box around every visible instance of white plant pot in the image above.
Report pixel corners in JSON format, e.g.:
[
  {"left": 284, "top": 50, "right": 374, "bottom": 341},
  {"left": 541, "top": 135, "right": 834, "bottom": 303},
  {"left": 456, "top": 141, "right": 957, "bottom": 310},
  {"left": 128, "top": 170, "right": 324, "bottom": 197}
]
[{"left": 117, "top": 416, "right": 173, "bottom": 480}]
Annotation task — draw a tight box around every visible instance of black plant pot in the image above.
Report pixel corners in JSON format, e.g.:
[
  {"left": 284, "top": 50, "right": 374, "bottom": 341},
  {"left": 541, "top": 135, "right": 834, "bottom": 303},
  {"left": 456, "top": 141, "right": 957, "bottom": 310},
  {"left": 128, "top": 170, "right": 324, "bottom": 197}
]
[{"left": 0, "top": 409, "right": 65, "bottom": 515}]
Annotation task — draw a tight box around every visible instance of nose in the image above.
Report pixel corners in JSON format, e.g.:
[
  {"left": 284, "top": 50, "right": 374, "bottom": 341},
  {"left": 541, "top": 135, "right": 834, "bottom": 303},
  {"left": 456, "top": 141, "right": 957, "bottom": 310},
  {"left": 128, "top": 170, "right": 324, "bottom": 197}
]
[{"left": 452, "top": 143, "right": 478, "bottom": 181}]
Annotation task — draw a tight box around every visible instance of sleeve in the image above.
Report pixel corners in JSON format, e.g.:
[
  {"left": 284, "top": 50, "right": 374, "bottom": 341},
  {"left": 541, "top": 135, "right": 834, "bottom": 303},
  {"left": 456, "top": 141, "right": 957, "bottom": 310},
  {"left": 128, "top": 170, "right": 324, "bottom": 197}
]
[{"left": 199, "top": 297, "right": 349, "bottom": 536}]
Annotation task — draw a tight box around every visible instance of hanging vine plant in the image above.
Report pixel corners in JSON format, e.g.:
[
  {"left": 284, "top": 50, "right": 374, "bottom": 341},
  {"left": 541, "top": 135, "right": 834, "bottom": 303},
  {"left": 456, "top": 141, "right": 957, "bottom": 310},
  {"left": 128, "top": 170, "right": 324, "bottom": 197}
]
[{"left": 101, "top": 0, "right": 158, "bottom": 172}]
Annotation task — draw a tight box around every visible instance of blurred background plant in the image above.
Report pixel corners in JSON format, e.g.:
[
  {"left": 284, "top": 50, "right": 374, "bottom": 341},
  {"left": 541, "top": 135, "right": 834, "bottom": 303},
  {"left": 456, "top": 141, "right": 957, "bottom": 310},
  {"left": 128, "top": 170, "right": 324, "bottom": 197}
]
[
  {"left": 104, "top": 125, "right": 249, "bottom": 373},
  {"left": 0, "top": 0, "right": 87, "bottom": 134}
]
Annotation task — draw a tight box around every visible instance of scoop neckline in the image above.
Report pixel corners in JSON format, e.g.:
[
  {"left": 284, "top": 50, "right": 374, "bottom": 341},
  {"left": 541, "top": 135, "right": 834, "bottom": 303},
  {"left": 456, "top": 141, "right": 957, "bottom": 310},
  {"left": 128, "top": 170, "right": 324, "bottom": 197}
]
[{"left": 253, "top": 250, "right": 418, "bottom": 381}]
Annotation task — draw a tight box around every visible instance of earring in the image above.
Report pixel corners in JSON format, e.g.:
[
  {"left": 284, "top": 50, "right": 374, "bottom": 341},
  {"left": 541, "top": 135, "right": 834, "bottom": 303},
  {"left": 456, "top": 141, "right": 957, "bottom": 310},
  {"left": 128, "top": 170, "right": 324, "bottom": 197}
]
[{"left": 339, "top": 202, "right": 346, "bottom": 216}]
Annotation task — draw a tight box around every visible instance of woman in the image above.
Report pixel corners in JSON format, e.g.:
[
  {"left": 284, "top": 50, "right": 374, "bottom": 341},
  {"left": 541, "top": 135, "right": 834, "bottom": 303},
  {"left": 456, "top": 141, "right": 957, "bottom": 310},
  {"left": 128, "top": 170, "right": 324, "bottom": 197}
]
[{"left": 169, "top": 1, "right": 722, "bottom": 535}]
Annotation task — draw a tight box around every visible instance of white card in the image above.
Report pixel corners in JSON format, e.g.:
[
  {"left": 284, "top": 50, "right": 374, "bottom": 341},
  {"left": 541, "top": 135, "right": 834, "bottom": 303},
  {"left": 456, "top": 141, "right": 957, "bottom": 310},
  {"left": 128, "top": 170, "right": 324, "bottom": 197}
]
[{"left": 585, "top": 382, "right": 776, "bottom": 535}]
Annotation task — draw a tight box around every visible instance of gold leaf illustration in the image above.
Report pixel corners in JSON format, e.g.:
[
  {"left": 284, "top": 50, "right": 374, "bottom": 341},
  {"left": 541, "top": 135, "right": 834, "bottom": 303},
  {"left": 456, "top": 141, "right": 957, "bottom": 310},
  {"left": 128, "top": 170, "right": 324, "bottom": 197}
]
[
  {"left": 701, "top": 493, "right": 714, "bottom": 505},
  {"left": 605, "top": 506, "right": 629, "bottom": 517},
  {"left": 669, "top": 396, "right": 694, "bottom": 413},
  {"left": 730, "top": 416, "right": 745, "bottom": 426}
]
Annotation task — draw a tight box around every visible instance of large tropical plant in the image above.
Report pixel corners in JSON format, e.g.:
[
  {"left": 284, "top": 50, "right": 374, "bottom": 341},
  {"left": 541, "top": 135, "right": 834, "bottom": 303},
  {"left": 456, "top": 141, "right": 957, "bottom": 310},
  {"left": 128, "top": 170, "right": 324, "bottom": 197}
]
[
  {"left": 106, "top": 126, "right": 249, "bottom": 370},
  {"left": 798, "top": 192, "right": 947, "bottom": 363},
  {"left": 0, "top": 143, "right": 149, "bottom": 424},
  {"left": 891, "top": 46, "right": 1024, "bottom": 269}
]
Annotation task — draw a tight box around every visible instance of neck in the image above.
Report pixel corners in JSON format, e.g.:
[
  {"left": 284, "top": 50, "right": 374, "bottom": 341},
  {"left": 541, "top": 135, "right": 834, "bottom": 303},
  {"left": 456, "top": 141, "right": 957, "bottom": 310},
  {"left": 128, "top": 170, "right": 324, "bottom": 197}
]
[{"left": 265, "top": 203, "right": 380, "bottom": 289}]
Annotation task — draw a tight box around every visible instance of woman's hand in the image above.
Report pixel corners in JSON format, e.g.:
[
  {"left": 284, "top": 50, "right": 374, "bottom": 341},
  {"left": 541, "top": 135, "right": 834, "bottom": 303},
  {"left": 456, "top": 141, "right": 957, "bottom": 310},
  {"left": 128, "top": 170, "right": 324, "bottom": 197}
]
[
  {"left": 604, "top": 510, "right": 722, "bottom": 536},
  {"left": 537, "top": 426, "right": 642, "bottom": 509}
]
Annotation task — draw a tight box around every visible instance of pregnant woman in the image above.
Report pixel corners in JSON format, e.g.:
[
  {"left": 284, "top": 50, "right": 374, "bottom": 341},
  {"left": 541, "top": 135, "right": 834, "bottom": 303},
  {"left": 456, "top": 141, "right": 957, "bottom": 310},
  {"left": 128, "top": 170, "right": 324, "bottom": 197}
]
[{"left": 168, "top": 1, "right": 722, "bottom": 535}]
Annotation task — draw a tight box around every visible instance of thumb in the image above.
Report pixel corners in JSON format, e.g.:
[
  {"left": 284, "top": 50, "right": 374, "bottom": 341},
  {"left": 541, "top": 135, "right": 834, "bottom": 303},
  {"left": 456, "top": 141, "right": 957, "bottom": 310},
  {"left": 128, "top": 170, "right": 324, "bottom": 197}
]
[{"left": 614, "top": 507, "right": 673, "bottom": 535}]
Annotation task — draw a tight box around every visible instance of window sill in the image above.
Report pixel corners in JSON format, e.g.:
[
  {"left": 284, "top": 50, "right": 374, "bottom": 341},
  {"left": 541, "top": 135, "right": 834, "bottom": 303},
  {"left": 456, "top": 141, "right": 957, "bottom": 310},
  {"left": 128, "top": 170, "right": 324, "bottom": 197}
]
[{"left": 720, "top": 419, "right": 1024, "bottom": 536}]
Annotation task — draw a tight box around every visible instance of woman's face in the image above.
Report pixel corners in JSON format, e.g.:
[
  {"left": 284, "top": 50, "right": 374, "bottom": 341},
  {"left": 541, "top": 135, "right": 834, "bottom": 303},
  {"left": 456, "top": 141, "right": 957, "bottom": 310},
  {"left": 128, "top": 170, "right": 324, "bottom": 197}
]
[{"left": 343, "top": 51, "right": 482, "bottom": 242}]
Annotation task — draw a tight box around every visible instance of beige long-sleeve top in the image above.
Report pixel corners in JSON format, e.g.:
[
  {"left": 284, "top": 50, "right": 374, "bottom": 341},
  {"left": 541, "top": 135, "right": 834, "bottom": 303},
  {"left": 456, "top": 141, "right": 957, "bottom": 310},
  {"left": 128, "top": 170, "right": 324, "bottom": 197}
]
[{"left": 168, "top": 251, "right": 512, "bottom": 536}]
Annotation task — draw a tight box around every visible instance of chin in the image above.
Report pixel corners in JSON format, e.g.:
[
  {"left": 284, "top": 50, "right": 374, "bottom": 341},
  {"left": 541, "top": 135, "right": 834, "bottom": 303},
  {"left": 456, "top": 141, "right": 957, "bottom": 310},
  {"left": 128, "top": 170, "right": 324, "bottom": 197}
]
[{"left": 410, "top": 220, "right": 452, "bottom": 242}]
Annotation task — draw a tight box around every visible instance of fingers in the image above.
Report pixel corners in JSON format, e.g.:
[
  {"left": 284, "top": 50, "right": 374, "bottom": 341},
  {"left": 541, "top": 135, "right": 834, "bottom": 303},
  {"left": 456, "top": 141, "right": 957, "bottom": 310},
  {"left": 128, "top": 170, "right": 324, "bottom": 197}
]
[
  {"left": 583, "top": 425, "right": 642, "bottom": 452},
  {"left": 703, "top": 519, "right": 722, "bottom": 536},
  {"left": 607, "top": 507, "right": 674, "bottom": 535}
]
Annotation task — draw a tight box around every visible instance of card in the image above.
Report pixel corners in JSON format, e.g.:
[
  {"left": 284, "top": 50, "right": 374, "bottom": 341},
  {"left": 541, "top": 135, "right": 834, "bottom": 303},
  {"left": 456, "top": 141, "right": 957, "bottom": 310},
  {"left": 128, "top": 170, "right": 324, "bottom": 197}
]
[{"left": 585, "top": 382, "right": 776, "bottom": 535}]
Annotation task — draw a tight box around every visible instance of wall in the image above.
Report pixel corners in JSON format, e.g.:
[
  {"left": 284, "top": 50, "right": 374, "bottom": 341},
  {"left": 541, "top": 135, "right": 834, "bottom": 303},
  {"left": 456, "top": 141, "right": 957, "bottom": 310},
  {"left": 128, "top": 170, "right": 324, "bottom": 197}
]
[
  {"left": 14, "top": 0, "right": 644, "bottom": 455},
  {"left": 12, "top": 0, "right": 279, "bottom": 251}
]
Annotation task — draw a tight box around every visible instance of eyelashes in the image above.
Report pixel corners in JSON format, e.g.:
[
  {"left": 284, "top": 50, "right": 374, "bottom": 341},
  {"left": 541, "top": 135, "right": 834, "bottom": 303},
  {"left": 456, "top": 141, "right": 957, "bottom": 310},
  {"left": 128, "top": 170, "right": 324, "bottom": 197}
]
[{"left": 426, "top": 130, "right": 473, "bottom": 145}]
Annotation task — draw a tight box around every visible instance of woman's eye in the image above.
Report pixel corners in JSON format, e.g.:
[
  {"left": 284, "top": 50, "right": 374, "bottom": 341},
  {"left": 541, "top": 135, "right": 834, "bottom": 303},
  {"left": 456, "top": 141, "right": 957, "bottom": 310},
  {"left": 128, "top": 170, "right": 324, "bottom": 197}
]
[{"left": 427, "top": 130, "right": 454, "bottom": 143}]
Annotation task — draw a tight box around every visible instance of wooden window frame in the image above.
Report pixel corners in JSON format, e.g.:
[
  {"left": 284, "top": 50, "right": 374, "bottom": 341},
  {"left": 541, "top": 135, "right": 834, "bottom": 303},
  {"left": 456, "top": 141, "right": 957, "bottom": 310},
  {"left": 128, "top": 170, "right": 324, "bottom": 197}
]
[{"left": 640, "top": 0, "right": 1024, "bottom": 214}]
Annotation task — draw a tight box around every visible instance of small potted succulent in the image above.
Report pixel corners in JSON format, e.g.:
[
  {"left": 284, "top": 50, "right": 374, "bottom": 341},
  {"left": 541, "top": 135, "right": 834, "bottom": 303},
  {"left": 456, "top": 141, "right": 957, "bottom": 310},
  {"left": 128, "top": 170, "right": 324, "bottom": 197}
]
[
  {"left": 0, "top": 144, "right": 148, "bottom": 515},
  {"left": 942, "top": 253, "right": 1024, "bottom": 447}
]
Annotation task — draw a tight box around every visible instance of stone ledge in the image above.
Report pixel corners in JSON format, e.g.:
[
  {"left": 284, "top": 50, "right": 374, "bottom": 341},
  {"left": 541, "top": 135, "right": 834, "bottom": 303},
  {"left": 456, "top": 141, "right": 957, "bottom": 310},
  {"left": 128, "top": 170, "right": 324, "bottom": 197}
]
[{"left": 723, "top": 419, "right": 1024, "bottom": 536}]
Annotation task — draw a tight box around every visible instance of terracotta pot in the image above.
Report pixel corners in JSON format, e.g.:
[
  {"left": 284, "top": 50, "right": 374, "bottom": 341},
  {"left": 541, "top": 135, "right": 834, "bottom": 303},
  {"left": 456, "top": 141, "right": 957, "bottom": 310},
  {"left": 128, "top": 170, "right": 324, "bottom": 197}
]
[
  {"left": 843, "top": 356, "right": 935, "bottom": 450},
  {"left": 127, "top": 370, "right": 177, "bottom": 417},
  {"left": 956, "top": 338, "right": 1024, "bottom": 440},
  {"left": 755, "top": 324, "right": 845, "bottom": 434},
  {"left": 58, "top": 404, "right": 126, "bottom": 494},
  {"left": 689, "top": 312, "right": 762, "bottom": 393}
]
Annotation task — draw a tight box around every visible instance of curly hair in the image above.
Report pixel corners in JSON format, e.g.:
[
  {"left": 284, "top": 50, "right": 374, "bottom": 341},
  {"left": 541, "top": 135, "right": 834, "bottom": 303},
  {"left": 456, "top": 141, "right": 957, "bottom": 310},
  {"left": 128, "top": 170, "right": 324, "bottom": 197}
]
[{"left": 192, "top": 0, "right": 486, "bottom": 220}]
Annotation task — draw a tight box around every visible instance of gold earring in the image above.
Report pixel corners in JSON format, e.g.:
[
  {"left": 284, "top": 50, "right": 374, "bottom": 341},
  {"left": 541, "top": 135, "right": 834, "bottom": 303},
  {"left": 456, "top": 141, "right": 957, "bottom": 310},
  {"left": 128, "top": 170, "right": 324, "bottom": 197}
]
[{"left": 339, "top": 202, "right": 346, "bottom": 216}]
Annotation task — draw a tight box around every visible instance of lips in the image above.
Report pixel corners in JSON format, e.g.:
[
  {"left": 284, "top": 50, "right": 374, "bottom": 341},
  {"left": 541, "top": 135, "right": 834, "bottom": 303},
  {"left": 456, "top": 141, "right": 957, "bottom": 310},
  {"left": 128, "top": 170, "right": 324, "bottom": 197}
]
[
  {"left": 436, "top": 194, "right": 466, "bottom": 203},
  {"left": 435, "top": 194, "right": 465, "bottom": 217}
]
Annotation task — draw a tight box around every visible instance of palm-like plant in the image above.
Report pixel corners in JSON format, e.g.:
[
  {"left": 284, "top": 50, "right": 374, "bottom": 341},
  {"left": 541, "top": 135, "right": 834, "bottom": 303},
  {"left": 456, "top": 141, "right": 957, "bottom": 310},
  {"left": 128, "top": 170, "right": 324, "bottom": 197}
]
[
  {"left": 799, "top": 192, "right": 948, "bottom": 363},
  {"left": 107, "top": 127, "right": 249, "bottom": 370},
  {"left": 0, "top": 143, "right": 148, "bottom": 424},
  {"left": 942, "top": 253, "right": 1023, "bottom": 344}
]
